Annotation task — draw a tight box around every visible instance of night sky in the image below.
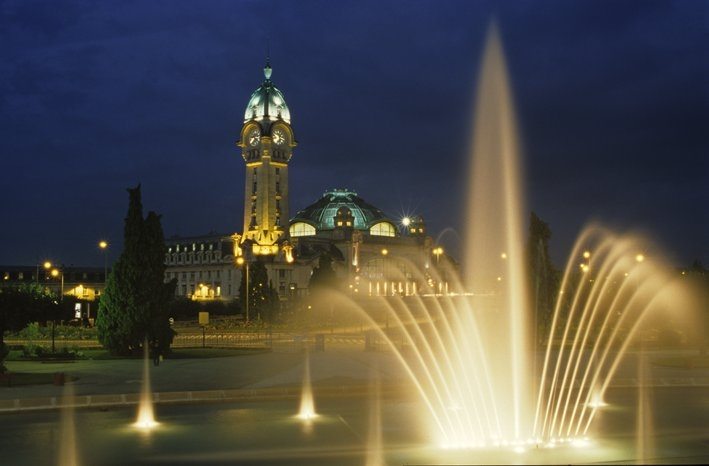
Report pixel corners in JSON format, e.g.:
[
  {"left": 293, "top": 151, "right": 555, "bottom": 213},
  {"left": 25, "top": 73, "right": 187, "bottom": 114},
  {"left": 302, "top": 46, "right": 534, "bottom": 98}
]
[{"left": 1, "top": 0, "right": 706, "bottom": 269}]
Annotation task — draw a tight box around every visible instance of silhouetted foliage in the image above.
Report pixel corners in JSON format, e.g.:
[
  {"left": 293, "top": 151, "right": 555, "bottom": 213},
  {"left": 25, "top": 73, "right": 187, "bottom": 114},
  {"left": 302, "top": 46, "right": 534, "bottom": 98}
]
[
  {"left": 686, "top": 260, "right": 709, "bottom": 354},
  {"left": 96, "top": 185, "right": 176, "bottom": 356},
  {"left": 308, "top": 253, "right": 339, "bottom": 292},
  {"left": 0, "top": 284, "right": 58, "bottom": 372},
  {"left": 527, "top": 212, "right": 561, "bottom": 344}
]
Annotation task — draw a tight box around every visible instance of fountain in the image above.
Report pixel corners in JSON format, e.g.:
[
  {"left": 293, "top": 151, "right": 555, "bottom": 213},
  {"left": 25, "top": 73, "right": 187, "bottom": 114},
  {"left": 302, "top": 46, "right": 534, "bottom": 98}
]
[
  {"left": 297, "top": 350, "right": 317, "bottom": 421},
  {"left": 308, "top": 22, "right": 690, "bottom": 452},
  {"left": 365, "top": 369, "right": 385, "bottom": 466},
  {"left": 134, "top": 341, "right": 159, "bottom": 430},
  {"left": 58, "top": 381, "right": 80, "bottom": 466}
]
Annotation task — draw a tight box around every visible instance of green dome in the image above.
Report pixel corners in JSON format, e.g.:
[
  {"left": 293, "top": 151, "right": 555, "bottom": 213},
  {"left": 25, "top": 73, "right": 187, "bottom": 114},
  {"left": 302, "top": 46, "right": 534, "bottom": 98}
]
[
  {"left": 244, "top": 62, "right": 291, "bottom": 124},
  {"left": 291, "top": 189, "right": 393, "bottom": 231}
]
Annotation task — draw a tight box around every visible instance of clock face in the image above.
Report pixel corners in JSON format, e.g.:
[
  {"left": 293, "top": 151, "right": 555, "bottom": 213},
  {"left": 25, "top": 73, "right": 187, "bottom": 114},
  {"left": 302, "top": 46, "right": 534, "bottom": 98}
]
[
  {"left": 248, "top": 129, "right": 260, "bottom": 146},
  {"left": 272, "top": 129, "right": 286, "bottom": 145}
]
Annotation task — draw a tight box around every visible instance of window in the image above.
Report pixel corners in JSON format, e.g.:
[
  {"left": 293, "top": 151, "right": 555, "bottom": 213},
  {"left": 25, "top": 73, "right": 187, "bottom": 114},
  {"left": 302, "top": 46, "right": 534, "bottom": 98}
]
[
  {"left": 289, "top": 222, "right": 316, "bottom": 237},
  {"left": 370, "top": 222, "right": 396, "bottom": 237}
]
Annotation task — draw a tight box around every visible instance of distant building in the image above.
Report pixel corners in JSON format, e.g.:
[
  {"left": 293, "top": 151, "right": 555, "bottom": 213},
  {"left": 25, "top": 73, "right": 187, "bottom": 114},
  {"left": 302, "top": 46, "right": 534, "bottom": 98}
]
[
  {"left": 0, "top": 265, "right": 108, "bottom": 301},
  {"left": 164, "top": 60, "right": 451, "bottom": 303}
]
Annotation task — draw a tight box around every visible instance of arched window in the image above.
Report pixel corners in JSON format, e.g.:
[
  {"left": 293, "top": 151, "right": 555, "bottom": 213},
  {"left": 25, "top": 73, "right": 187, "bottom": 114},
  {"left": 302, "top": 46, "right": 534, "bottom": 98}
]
[
  {"left": 369, "top": 222, "right": 396, "bottom": 237},
  {"left": 290, "top": 222, "right": 316, "bottom": 237}
]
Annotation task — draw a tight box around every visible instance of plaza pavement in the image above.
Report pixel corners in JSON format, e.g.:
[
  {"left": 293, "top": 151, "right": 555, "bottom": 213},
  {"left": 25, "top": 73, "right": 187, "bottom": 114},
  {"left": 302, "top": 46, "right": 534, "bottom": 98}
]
[{"left": 1, "top": 344, "right": 708, "bottom": 413}]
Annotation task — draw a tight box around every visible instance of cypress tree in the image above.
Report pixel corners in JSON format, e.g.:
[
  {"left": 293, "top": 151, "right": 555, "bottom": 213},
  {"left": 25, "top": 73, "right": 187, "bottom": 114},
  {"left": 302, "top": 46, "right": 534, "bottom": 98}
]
[
  {"left": 97, "top": 186, "right": 175, "bottom": 355},
  {"left": 238, "top": 258, "right": 279, "bottom": 322}
]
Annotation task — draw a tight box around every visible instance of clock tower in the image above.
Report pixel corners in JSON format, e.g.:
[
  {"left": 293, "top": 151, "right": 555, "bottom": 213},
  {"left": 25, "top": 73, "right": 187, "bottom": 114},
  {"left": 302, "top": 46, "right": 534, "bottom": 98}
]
[{"left": 237, "top": 60, "right": 296, "bottom": 255}]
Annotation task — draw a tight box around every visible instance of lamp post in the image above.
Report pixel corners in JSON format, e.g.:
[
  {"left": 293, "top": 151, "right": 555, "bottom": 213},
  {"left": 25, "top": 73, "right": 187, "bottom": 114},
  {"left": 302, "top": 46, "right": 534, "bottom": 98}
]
[
  {"left": 36, "top": 261, "right": 52, "bottom": 285},
  {"left": 98, "top": 240, "right": 108, "bottom": 284},
  {"left": 236, "top": 257, "right": 249, "bottom": 323},
  {"left": 50, "top": 267, "right": 64, "bottom": 353}
]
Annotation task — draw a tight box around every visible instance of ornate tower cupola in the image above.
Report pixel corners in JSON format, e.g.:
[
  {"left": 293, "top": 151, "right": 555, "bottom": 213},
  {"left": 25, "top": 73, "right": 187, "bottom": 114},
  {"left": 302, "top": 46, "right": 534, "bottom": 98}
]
[{"left": 237, "top": 60, "right": 296, "bottom": 255}]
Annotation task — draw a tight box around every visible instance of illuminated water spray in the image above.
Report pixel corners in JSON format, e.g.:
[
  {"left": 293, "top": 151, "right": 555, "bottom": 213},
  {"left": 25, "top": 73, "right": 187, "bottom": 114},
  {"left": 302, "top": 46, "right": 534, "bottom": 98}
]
[
  {"left": 297, "top": 351, "right": 317, "bottom": 421},
  {"left": 134, "top": 341, "right": 159, "bottom": 430},
  {"left": 464, "top": 21, "right": 531, "bottom": 442},
  {"left": 318, "top": 21, "right": 690, "bottom": 451},
  {"left": 365, "top": 369, "right": 385, "bottom": 466},
  {"left": 59, "top": 382, "right": 80, "bottom": 466}
]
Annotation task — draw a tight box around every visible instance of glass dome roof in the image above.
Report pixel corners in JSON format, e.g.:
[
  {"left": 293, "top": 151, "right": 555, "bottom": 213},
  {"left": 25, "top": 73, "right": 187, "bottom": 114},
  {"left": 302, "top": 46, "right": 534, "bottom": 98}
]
[
  {"left": 290, "top": 189, "right": 394, "bottom": 231},
  {"left": 243, "top": 62, "right": 291, "bottom": 124}
]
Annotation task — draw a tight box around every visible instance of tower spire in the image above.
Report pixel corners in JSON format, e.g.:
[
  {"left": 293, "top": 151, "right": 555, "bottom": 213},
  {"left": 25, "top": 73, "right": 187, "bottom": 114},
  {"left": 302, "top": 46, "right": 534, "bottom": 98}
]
[{"left": 264, "top": 39, "right": 272, "bottom": 80}]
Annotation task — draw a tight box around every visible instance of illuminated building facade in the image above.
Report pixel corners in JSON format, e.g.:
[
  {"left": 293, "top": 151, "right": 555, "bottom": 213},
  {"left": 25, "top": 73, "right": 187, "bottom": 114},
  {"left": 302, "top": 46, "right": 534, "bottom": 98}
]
[
  {"left": 164, "top": 61, "right": 452, "bottom": 302},
  {"left": 0, "top": 265, "right": 108, "bottom": 301},
  {"left": 237, "top": 60, "right": 294, "bottom": 256}
]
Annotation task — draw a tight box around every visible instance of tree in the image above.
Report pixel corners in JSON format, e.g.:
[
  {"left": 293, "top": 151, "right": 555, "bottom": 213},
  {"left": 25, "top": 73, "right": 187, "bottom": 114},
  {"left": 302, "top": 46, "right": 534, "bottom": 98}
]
[
  {"left": 527, "top": 212, "right": 560, "bottom": 345},
  {"left": 308, "top": 253, "right": 338, "bottom": 292},
  {"left": 96, "top": 185, "right": 176, "bottom": 355},
  {"left": 686, "top": 260, "right": 709, "bottom": 354},
  {"left": 307, "top": 253, "right": 341, "bottom": 327},
  {"left": 0, "top": 284, "right": 58, "bottom": 372},
  {"left": 239, "top": 258, "right": 279, "bottom": 322}
]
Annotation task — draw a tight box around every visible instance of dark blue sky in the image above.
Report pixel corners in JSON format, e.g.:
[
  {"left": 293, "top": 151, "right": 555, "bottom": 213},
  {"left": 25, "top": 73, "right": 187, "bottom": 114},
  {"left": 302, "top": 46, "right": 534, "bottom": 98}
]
[{"left": 1, "top": 0, "right": 706, "bottom": 268}]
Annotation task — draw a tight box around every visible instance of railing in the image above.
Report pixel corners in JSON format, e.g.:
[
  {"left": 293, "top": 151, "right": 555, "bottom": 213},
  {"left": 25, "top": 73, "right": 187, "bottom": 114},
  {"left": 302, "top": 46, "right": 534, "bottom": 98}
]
[{"left": 4, "top": 332, "right": 368, "bottom": 351}]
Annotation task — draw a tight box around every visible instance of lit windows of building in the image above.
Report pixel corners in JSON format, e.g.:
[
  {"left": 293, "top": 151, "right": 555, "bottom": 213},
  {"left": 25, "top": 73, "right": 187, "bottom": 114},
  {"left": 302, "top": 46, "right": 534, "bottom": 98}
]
[{"left": 290, "top": 222, "right": 316, "bottom": 237}]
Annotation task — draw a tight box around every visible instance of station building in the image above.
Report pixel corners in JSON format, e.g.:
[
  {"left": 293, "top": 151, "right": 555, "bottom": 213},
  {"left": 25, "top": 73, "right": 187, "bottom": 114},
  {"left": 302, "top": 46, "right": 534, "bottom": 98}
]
[{"left": 164, "top": 61, "right": 450, "bottom": 303}]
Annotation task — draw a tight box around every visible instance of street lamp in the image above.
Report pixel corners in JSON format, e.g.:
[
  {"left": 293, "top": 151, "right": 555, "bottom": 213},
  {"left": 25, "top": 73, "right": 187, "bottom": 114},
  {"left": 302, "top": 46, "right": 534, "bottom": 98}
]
[
  {"left": 98, "top": 240, "right": 109, "bottom": 285},
  {"left": 50, "top": 267, "right": 64, "bottom": 353},
  {"left": 36, "top": 261, "right": 52, "bottom": 285},
  {"left": 236, "top": 256, "right": 249, "bottom": 323}
]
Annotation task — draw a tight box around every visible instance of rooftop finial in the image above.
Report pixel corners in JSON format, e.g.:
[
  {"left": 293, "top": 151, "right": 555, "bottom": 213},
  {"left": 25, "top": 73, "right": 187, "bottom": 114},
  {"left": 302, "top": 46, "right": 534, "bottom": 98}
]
[{"left": 264, "top": 39, "right": 272, "bottom": 80}]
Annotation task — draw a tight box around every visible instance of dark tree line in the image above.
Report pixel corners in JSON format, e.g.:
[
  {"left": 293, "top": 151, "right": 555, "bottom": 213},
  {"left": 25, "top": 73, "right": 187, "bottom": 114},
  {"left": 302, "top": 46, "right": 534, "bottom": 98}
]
[{"left": 0, "top": 285, "right": 58, "bottom": 372}]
